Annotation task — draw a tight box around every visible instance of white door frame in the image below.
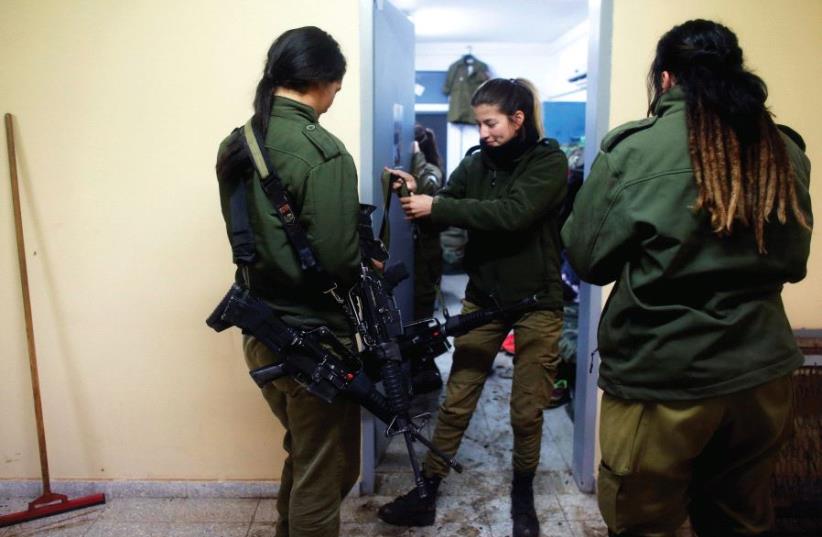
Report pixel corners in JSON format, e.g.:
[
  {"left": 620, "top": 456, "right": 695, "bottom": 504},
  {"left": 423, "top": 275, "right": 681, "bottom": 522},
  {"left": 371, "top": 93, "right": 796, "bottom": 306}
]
[{"left": 572, "top": 0, "right": 613, "bottom": 493}]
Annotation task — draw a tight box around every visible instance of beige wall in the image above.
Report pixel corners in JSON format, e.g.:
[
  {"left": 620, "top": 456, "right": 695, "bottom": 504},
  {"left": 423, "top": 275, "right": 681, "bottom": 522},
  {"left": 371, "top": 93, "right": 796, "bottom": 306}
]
[
  {"left": 1, "top": 0, "right": 362, "bottom": 481},
  {"left": 609, "top": 0, "right": 822, "bottom": 328}
]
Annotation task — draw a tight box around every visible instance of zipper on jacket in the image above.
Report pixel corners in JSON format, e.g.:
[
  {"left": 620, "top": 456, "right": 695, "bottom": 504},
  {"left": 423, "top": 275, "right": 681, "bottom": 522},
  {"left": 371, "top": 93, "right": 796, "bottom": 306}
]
[{"left": 490, "top": 170, "right": 496, "bottom": 188}]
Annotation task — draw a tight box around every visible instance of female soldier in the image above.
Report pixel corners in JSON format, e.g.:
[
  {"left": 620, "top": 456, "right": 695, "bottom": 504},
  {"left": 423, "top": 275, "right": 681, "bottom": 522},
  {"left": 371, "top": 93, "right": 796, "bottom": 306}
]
[
  {"left": 380, "top": 78, "right": 568, "bottom": 537},
  {"left": 562, "top": 20, "right": 812, "bottom": 537},
  {"left": 406, "top": 124, "right": 446, "bottom": 393},
  {"left": 216, "top": 27, "right": 360, "bottom": 537},
  {"left": 410, "top": 123, "right": 445, "bottom": 321}
]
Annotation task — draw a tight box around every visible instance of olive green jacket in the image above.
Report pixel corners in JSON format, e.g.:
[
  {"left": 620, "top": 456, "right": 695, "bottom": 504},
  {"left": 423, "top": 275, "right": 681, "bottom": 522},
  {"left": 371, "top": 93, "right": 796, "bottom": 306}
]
[
  {"left": 217, "top": 97, "right": 360, "bottom": 333},
  {"left": 562, "top": 87, "right": 813, "bottom": 401},
  {"left": 430, "top": 139, "right": 568, "bottom": 309},
  {"left": 443, "top": 57, "right": 491, "bottom": 124}
]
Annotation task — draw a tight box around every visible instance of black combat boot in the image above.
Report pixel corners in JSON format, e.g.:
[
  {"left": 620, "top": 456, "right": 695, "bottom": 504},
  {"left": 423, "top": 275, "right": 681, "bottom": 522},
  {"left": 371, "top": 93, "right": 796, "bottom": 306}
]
[
  {"left": 377, "top": 475, "right": 441, "bottom": 527},
  {"left": 512, "top": 470, "right": 539, "bottom": 537}
]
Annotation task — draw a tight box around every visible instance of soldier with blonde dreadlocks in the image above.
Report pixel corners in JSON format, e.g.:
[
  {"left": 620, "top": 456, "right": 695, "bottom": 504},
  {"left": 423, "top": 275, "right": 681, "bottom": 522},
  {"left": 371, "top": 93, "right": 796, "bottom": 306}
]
[{"left": 562, "top": 19, "right": 812, "bottom": 537}]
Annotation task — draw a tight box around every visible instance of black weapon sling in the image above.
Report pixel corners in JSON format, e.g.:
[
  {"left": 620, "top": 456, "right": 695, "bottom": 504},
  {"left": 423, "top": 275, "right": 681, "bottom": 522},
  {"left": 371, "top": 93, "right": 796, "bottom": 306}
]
[
  {"left": 243, "top": 121, "right": 346, "bottom": 301},
  {"left": 221, "top": 119, "right": 363, "bottom": 327}
]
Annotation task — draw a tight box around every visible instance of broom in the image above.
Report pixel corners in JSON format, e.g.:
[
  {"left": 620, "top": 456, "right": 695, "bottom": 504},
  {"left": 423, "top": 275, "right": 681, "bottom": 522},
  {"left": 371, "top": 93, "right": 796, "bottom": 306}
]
[{"left": 0, "top": 113, "right": 106, "bottom": 527}]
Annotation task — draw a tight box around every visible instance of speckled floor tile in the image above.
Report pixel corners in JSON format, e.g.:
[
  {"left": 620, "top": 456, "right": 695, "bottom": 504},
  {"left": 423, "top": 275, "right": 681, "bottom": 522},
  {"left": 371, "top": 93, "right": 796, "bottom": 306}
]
[
  {"left": 481, "top": 494, "right": 565, "bottom": 526},
  {"left": 342, "top": 522, "right": 493, "bottom": 537},
  {"left": 98, "top": 497, "right": 258, "bottom": 523},
  {"left": 341, "top": 495, "right": 392, "bottom": 525},
  {"left": 246, "top": 523, "right": 276, "bottom": 537},
  {"left": 565, "top": 518, "right": 609, "bottom": 537},
  {"left": 84, "top": 521, "right": 250, "bottom": 537},
  {"left": 539, "top": 438, "right": 573, "bottom": 473},
  {"left": 489, "top": 516, "right": 579, "bottom": 537},
  {"left": 252, "top": 498, "right": 277, "bottom": 523},
  {"left": 556, "top": 493, "right": 601, "bottom": 522},
  {"left": 534, "top": 470, "right": 578, "bottom": 495},
  {"left": 436, "top": 495, "right": 492, "bottom": 526}
]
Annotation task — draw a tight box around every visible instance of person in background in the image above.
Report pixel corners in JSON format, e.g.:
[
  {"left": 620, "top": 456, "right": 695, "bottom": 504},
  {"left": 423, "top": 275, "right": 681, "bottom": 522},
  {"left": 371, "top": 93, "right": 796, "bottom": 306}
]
[
  {"left": 380, "top": 78, "right": 568, "bottom": 537},
  {"left": 562, "top": 19, "right": 812, "bottom": 537},
  {"left": 402, "top": 123, "right": 446, "bottom": 393},
  {"left": 409, "top": 123, "right": 445, "bottom": 320},
  {"left": 216, "top": 27, "right": 360, "bottom": 537}
]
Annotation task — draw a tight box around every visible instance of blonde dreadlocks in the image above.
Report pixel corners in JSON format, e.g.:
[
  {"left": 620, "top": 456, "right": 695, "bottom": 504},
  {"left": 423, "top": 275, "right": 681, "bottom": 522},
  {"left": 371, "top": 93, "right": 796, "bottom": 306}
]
[{"left": 649, "top": 19, "right": 809, "bottom": 253}]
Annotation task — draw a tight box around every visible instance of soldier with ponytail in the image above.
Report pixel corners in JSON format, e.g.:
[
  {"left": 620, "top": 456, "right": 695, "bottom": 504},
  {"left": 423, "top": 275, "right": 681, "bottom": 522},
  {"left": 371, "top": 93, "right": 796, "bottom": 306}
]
[
  {"left": 381, "top": 77, "right": 569, "bottom": 537},
  {"left": 563, "top": 19, "right": 812, "bottom": 536},
  {"left": 216, "top": 27, "right": 358, "bottom": 537},
  {"left": 648, "top": 19, "right": 809, "bottom": 253}
]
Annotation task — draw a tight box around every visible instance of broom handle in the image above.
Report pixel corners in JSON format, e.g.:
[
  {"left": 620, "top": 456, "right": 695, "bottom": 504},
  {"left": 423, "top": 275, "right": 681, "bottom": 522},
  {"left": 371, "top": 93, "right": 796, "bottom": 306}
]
[{"left": 5, "top": 113, "right": 52, "bottom": 494}]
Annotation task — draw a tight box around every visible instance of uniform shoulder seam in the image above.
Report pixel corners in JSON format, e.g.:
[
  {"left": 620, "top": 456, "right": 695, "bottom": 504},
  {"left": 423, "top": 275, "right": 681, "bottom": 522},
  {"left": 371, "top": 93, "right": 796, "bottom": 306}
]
[
  {"left": 601, "top": 117, "right": 658, "bottom": 152},
  {"left": 266, "top": 147, "right": 315, "bottom": 169},
  {"left": 306, "top": 150, "right": 353, "bottom": 174}
]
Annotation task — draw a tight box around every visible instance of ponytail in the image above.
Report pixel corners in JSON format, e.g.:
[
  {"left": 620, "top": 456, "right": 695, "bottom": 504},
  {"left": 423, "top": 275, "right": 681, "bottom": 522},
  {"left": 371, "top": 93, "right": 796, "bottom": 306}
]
[
  {"left": 515, "top": 78, "right": 544, "bottom": 138},
  {"left": 252, "top": 75, "right": 277, "bottom": 134},
  {"left": 252, "top": 26, "right": 347, "bottom": 135}
]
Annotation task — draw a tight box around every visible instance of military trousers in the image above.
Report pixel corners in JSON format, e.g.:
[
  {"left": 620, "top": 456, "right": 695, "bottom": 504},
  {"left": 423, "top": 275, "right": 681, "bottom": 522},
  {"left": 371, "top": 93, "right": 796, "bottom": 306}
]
[
  {"left": 244, "top": 336, "right": 361, "bottom": 537},
  {"left": 424, "top": 301, "right": 563, "bottom": 477},
  {"left": 598, "top": 374, "right": 794, "bottom": 537}
]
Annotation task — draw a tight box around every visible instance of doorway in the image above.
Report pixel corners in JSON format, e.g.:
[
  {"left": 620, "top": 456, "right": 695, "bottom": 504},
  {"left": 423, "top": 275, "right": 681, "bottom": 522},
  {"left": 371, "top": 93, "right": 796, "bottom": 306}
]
[{"left": 360, "top": 0, "right": 614, "bottom": 497}]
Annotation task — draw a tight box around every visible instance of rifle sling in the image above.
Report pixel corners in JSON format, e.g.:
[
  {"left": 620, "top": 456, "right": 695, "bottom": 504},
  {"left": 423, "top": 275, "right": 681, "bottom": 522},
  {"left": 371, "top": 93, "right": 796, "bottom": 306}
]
[{"left": 239, "top": 121, "right": 342, "bottom": 299}]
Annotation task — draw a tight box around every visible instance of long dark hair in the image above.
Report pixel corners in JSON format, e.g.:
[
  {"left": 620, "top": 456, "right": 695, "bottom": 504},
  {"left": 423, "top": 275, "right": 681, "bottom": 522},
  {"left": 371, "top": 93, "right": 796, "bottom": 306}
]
[
  {"left": 253, "top": 26, "right": 347, "bottom": 134},
  {"left": 470, "top": 78, "right": 544, "bottom": 142},
  {"left": 649, "top": 19, "right": 809, "bottom": 253},
  {"left": 414, "top": 124, "right": 443, "bottom": 169}
]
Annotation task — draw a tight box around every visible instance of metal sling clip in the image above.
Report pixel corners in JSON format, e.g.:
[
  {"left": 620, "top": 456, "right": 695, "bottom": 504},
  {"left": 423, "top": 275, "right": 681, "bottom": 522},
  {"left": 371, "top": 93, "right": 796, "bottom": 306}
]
[{"left": 322, "top": 283, "right": 344, "bottom": 305}]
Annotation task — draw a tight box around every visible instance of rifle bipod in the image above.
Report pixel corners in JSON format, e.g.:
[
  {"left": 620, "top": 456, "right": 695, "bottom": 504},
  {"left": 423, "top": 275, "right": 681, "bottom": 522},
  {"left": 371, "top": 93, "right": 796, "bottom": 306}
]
[
  {"left": 376, "top": 345, "right": 462, "bottom": 499},
  {"left": 384, "top": 411, "right": 463, "bottom": 499}
]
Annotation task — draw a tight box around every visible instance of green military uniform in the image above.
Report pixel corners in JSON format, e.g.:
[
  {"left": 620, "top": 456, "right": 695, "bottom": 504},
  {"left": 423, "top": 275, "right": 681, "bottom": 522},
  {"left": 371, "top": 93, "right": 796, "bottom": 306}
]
[
  {"left": 443, "top": 57, "right": 491, "bottom": 124},
  {"left": 411, "top": 151, "right": 443, "bottom": 319},
  {"left": 422, "top": 139, "right": 569, "bottom": 477},
  {"left": 431, "top": 140, "right": 568, "bottom": 311},
  {"left": 561, "top": 86, "right": 812, "bottom": 536},
  {"left": 217, "top": 96, "right": 362, "bottom": 537}
]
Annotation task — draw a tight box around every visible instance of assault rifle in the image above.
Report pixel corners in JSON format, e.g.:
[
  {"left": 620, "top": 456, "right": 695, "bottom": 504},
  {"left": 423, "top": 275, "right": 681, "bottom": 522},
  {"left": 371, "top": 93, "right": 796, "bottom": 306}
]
[
  {"left": 209, "top": 119, "right": 539, "bottom": 496},
  {"left": 207, "top": 234, "right": 537, "bottom": 499},
  {"left": 399, "top": 296, "right": 538, "bottom": 369}
]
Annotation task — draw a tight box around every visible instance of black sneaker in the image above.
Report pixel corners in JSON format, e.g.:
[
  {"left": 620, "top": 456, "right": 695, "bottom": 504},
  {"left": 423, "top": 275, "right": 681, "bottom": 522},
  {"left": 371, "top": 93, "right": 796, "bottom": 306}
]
[{"left": 377, "top": 476, "right": 441, "bottom": 527}]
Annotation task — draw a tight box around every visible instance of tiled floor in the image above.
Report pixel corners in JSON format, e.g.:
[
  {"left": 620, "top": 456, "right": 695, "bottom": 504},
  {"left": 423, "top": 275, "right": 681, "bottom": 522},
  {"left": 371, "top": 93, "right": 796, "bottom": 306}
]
[{"left": 1, "top": 274, "right": 608, "bottom": 537}]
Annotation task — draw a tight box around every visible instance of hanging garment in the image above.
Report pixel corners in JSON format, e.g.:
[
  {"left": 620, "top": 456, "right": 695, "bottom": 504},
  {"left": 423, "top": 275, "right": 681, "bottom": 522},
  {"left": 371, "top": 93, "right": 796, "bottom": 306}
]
[{"left": 443, "top": 55, "right": 491, "bottom": 124}]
